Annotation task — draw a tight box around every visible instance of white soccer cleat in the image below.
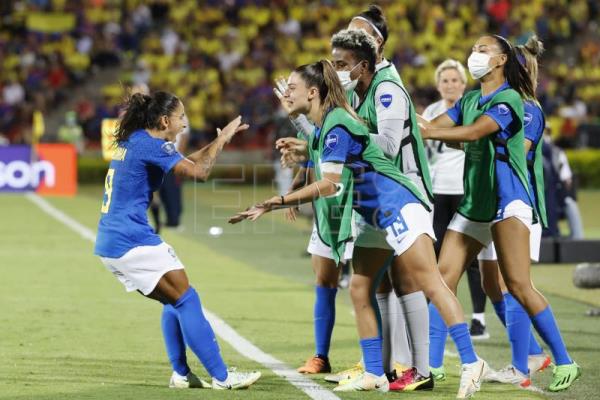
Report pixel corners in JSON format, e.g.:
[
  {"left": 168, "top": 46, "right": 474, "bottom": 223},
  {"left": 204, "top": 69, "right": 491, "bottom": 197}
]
[
  {"left": 484, "top": 365, "right": 543, "bottom": 392},
  {"left": 528, "top": 353, "right": 552, "bottom": 374},
  {"left": 211, "top": 369, "right": 262, "bottom": 390},
  {"left": 457, "top": 358, "right": 490, "bottom": 399},
  {"left": 324, "top": 362, "right": 364, "bottom": 383},
  {"left": 332, "top": 371, "right": 389, "bottom": 392},
  {"left": 169, "top": 371, "right": 211, "bottom": 389}
]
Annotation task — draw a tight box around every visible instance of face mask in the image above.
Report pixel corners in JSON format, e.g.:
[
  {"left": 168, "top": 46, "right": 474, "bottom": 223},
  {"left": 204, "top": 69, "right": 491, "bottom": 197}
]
[
  {"left": 467, "top": 52, "right": 492, "bottom": 79},
  {"left": 337, "top": 63, "right": 361, "bottom": 91}
]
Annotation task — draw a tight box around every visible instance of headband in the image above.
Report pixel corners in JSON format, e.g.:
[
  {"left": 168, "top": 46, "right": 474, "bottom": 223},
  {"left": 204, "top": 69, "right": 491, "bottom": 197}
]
[
  {"left": 351, "top": 16, "right": 384, "bottom": 40},
  {"left": 516, "top": 51, "right": 526, "bottom": 66}
]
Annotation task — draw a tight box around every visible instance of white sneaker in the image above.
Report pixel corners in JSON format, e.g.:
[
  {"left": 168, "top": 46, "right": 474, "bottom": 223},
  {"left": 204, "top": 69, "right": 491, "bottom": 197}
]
[
  {"left": 324, "top": 362, "right": 363, "bottom": 383},
  {"left": 211, "top": 369, "right": 262, "bottom": 390},
  {"left": 457, "top": 358, "right": 489, "bottom": 399},
  {"left": 333, "top": 371, "right": 389, "bottom": 392},
  {"left": 484, "top": 365, "right": 543, "bottom": 392},
  {"left": 528, "top": 353, "right": 552, "bottom": 374},
  {"left": 169, "top": 371, "right": 211, "bottom": 388}
]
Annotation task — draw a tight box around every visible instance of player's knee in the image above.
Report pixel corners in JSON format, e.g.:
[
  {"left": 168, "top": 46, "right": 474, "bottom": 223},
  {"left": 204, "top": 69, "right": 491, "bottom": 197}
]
[
  {"left": 504, "top": 278, "right": 532, "bottom": 302},
  {"left": 349, "top": 279, "right": 369, "bottom": 303}
]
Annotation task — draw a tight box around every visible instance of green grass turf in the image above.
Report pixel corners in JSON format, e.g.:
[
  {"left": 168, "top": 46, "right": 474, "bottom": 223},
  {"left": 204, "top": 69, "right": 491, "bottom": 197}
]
[{"left": 0, "top": 185, "right": 599, "bottom": 399}]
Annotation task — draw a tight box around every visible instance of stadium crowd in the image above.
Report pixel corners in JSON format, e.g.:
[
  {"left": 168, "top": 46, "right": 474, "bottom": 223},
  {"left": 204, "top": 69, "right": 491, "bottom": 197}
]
[{"left": 0, "top": 0, "right": 598, "bottom": 149}]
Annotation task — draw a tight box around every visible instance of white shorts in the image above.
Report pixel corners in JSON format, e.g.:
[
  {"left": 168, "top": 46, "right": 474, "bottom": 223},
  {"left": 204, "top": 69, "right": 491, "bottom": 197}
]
[
  {"left": 447, "top": 200, "right": 533, "bottom": 247},
  {"left": 355, "top": 203, "right": 436, "bottom": 256},
  {"left": 307, "top": 223, "right": 354, "bottom": 261},
  {"left": 99, "top": 242, "right": 184, "bottom": 295},
  {"left": 477, "top": 222, "right": 542, "bottom": 262}
]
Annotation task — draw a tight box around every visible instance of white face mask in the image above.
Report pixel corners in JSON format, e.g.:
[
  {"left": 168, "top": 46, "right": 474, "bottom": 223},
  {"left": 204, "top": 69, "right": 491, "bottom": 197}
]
[
  {"left": 467, "top": 52, "right": 492, "bottom": 79},
  {"left": 336, "top": 63, "right": 361, "bottom": 91}
]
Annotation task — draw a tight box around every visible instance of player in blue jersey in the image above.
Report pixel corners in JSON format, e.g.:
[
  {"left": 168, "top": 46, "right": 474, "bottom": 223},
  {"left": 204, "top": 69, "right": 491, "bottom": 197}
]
[
  {"left": 231, "top": 59, "right": 489, "bottom": 398},
  {"left": 94, "top": 91, "right": 261, "bottom": 390},
  {"left": 479, "top": 35, "right": 555, "bottom": 387},
  {"left": 420, "top": 35, "right": 580, "bottom": 392}
]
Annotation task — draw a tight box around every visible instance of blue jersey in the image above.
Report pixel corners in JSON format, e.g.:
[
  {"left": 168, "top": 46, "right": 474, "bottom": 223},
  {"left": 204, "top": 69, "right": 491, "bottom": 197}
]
[
  {"left": 94, "top": 130, "right": 183, "bottom": 258},
  {"left": 318, "top": 126, "right": 421, "bottom": 229},
  {"left": 447, "top": 82, "right": 533, "bottom": 216},
  {"left": 523, "top": 100, "right": 545, "bottom": 206}
]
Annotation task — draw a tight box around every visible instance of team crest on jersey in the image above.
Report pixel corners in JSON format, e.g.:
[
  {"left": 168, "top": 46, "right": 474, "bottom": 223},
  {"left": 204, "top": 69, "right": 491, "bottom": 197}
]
[
  {"left": 161, "top": 142, "right": 176, "bottom": 155},
  {"left": 325, "top": 133, "right": 338, "bottom": 149},
  {"left": 498, "top": 104, "right": 510, "bottom": 115},
  {"left": 380, "top": 94, "right": 393, "bottom": 108},
  {"left": 524, "top": 112, "right": 533, "bottom": 127}
]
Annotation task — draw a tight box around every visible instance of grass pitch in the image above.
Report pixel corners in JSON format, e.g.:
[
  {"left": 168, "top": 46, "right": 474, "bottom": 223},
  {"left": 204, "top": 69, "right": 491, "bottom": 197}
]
[{"left": 1, "top": 184, "right": 599, "bottom": 399}]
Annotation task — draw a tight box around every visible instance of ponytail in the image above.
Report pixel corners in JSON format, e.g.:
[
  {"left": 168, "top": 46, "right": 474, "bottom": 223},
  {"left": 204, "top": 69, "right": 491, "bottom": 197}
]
[
  {"left": 293, "top": 60, "right": 361, "bottom": 123},
  {"left": 492, "top": 35, "right": 535, "bottom": 100},
  {"left": 320, "top": 60, "right": 360, "bottom": 120},
  {"left": 516, "top": 35, "right": 544, "bottom": 98},
  {"left": 115, "top": 91, "right": 180, "bottom": 143}
]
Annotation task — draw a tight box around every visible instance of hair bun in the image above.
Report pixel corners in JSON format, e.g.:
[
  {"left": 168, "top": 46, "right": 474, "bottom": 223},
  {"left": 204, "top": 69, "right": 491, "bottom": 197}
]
[
  {"left": 368, "top": 4, "right": 383, "bottom": 17},
  {"left": 524, "top": 35, "right": 544, "bottom": 56},
  {"left": 130, "top": 92, "right": 151, "bottom": 106}
]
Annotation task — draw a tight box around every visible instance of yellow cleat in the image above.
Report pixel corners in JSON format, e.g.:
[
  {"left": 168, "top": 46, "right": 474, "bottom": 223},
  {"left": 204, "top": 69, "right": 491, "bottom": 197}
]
[
  {"left": 333, "top": 372, "right": 389, "bottom": 392},
  {"left": 324, "top": 362, "right": 364, "bottom": 383}
]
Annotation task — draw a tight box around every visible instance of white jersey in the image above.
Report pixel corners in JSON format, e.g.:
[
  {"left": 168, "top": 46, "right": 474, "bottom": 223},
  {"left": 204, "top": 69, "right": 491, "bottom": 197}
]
[{"left": 423, "top": 100, "right": 465, "bottom": 195}]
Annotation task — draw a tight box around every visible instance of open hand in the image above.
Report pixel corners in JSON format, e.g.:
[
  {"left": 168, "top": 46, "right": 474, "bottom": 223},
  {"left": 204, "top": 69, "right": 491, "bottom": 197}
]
[
  {"left": 228, "top": 206, "right": 268, "bottom": 224},
  {"left": 284, "top": 205, "right": 299, "bottom": 221},
  {"left": 276, "top": 137, "right": 308, "bottom": 167},
  {"left": 273, "top": 77, "right": 295, "bottom": 116},
  {"left": 217, "top": 115, "right": 250, "bottom": 143}
]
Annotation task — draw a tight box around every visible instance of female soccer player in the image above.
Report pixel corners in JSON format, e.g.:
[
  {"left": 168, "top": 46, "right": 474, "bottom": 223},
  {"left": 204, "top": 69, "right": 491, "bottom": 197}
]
[
  {"left": 423, "top": 59, "right": 491, "bottom": 342},
  {"left": 478, "top": 35, "right": 553, "bottom": 386},
  {"left": 420, "top": 34, "right": 580, "bottom": 392},
  {"left": 320, "top": 5, "right": 434, "bottom": 387},
  {"left": 231, "top": 59, "right": 488, "bottom": 398},
  {"left": 330, "top": 28, "right": 432, "bottom": 391},
  {"left": 279, "top": 5, "right": 428, "bottom": 379},
  {"left": 275, "top": 66, "right": 354, "bottom": 379},
  {"left": 94, "top": 91, "right": 261, "bottom": 390}
]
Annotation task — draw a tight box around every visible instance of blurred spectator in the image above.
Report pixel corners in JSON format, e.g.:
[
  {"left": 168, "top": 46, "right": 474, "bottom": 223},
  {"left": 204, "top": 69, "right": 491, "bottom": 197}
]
[
  {"left": 57, "top": 110, "right": 83, "bottom": 153},
  {"left": 542, "top": 130, "right": 585, "bottom": 238},
  {"left": 2, "top": 79, "right": 25, "bottom": 106},
  {"left": 1, "top": 0, "right": 599, "bottom": 153}
]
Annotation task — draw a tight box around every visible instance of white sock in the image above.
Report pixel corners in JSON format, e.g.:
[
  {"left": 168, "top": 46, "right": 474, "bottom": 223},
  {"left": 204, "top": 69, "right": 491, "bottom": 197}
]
[
  {"left": 401, "top": 291, "right": 429, "bottom": 377},
  {"left": 389, "top": 291, "right": 412, "bottom": 371},
  {"left": 375, "top": 292, "right": 391, "bottom": 372},
  {"left": 472, "top": 312, "right": 486, "bottom": 325}
]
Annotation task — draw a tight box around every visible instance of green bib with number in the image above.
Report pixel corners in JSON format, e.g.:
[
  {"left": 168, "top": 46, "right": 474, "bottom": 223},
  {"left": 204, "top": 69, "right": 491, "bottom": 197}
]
[{"left": 309, "top": 107, "right": 430, "bottom": 263}]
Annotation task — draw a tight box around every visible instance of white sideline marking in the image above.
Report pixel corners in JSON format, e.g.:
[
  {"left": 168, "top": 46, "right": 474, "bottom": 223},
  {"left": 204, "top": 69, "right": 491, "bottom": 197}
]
[{"left": 25, "top": 193, "right": 340, "bottom": 400}]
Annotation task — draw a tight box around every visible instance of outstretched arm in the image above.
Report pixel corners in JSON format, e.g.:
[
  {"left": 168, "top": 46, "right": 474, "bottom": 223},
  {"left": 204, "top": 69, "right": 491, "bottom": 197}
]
[
  {"left": 229, "top": 170, "right": 341, "bottom": 224},
  {"left": 173, "top": 116, "right": 248, "bottom": 181}
]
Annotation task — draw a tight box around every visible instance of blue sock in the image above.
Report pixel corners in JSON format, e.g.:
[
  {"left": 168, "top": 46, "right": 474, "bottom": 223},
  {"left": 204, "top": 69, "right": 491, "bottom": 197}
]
[
  {"left": 174, "top": 287, "right": 228, "bottom": 381},
  {"left": 448, "top": 323, "right": 477, "bottom": 364},
  {"left": 161, "top": 304, "right": 189, "bottom": 376},
  {"left": 504, "top": 293, "right": 531, "bottom": 375},
  {"left": 429, "top": 303, "right": 448, "bottom": 368},
  {"left": 531, "top": 306, "right": 572, "bottom": 366},
  {"left": 492, "top": 299, "right": 507, "bottom": 326},
  {"left": 499, "top": 294, "right": 544, "bottom": 356},
  {"left": 360, "top": 336, "right": 384, "bottom": 376},
  {"left": 528, "top": 333, "right": 544, "bottom": 356},
  {"left": 314, "top": 286, "right": 337, "bottom": 357}
]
